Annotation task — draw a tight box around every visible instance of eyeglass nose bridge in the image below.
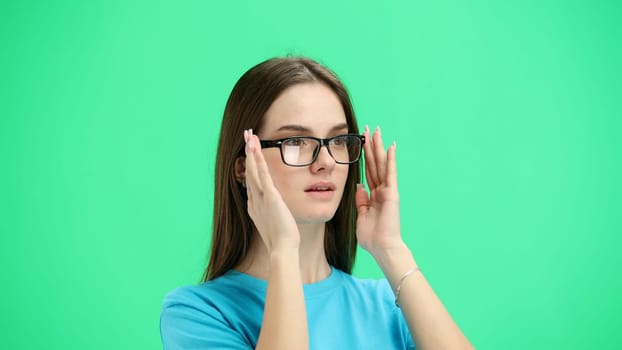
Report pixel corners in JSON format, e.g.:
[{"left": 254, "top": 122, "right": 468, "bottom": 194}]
[{"left": 309, "top": 138, "right": 335, "bottom": 164}]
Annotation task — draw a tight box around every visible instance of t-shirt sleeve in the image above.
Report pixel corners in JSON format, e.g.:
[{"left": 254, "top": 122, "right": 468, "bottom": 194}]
[
  {"left": 400, "top": 314, "right": 416, "bottom": 350},
  {"left": 160, "top": 287, "right": 251, "bottom": 350}
]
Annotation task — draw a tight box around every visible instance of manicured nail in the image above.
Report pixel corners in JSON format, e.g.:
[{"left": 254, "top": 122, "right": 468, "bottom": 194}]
[
  {"left": 365, "top": 125, "right": 370, "bottom": 134},
  {"left": 357, "top": 183, "right": 365, "bottom": 190}
]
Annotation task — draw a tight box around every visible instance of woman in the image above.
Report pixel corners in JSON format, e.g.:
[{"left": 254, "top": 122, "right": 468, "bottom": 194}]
[{"left": 160, "top": 56, "right": 473, "bottom": 349}]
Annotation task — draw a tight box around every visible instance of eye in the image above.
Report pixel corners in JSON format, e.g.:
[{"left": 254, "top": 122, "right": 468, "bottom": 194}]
[
  {"left": 333, "top": 138, "right": 345, "bottom": 146},
  {"left": 284, "top": 138, "right": 305, "bottom": 147},
  {"left": 331, "top": 135, "right": 349, "bottom": 147}
]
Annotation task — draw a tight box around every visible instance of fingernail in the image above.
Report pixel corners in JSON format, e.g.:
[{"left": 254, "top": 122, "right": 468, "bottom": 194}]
[
  {"left": 357, "top": 183, "right": 365, "bottom": 190},
  {"left": 393, "top": 140, "right": 396, "bottom": 147},
  {"left": 375, "top": 126, "right": 380, "bottom": 134},
  {"left": 365, "top": 125, "right": 369, "bottom": 134}
]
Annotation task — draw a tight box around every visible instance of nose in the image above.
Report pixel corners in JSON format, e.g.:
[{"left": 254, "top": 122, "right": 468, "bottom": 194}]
[{"left": 310, "top": 144, "right": 336, "bottom": 173}]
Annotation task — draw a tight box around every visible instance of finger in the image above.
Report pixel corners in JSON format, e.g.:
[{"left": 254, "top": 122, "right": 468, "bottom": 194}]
[
  {"left": 373, "top": 127, "right": 388, "bottom": 184},
  {"left": 242, "top": 130, "right": 254, "bottom": 202},
  {"left": 355, "top": 183, "right": 370, "bottom": 216},
  {"left": 386, "top": 141, "right": 397, "bottom": 188},
  {"left": 250, "top": 134, "right": 275, "bottom": 191},
  {"left": 365, "top": 162, "right": 376, "bottom": 192},
  {"left": 363, "top": 125, "right": 378, "bottom": 189},
  {"left": 244, "top": 129, "right": 262, "bottom": 197}
]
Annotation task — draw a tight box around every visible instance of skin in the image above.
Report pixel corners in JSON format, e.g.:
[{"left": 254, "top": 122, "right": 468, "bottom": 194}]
[{"left": 239, "top": 82, "right": 474, "bottom": 350}]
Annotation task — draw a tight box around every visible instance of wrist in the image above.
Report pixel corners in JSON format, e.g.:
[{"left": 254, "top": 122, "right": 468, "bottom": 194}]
[
  {"left": 372, "top": 241, "right": 411, "bottom": 266},
  {"left": 269, "top": 245, "right": 299, "bottom": 260},
  {"left": 266, "top": 234, "right": 300, "bottom": 256},
  {"left": 373, "top": 243, "right": 418, "bottom": 286}
]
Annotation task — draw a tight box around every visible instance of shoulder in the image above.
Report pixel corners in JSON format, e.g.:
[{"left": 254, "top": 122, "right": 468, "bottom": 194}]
[
  {"left": 161, "top": 284, "right": 212, "bottom": 313},
  {"left": 160, "top": 272, "right": 262, "bottom": 349},
  {"left": 163, "top": 270, "right": 264, "bottom": 308},
  {"left": 163, "top": 277, "right": 225, "bottom": 301},
  {"left": 160, "top": 280, "right": 230, "bottom": 331}
]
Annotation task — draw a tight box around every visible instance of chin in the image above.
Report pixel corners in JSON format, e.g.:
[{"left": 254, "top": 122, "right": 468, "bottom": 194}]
[{"left": 294, "top": 209, "right": 338, "bottom": 225}]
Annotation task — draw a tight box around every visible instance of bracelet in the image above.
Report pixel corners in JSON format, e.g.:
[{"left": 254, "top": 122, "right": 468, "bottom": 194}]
[{"left": 394, "top": 267, "right": 421, "bottom": 307}]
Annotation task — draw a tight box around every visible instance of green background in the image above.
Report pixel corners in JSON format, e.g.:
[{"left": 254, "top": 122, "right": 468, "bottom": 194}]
[{"left": 2, "top": 0, "right": 621, "bottom": 349}]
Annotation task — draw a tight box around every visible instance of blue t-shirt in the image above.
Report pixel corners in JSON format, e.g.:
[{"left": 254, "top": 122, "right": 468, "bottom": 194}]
[{"left": 160, "top": 267, "right": 415, "bottom": 349}]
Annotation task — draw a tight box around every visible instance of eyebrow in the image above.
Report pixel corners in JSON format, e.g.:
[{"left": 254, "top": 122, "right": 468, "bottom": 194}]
[{"left": 275, "top": 123, "right": 349, "bottom": 134}]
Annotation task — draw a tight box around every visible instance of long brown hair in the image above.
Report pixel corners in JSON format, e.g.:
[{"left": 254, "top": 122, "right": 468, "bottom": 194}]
[{"left": 203, "top": 57, "right": 361, "bottom": 281}]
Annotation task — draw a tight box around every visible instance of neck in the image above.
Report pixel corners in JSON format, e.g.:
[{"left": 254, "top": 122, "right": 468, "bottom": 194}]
[{"left": 236, "top": 222, "right": 332, "bottom": 284}]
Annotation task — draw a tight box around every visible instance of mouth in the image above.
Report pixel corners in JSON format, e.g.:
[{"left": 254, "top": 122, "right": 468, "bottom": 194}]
[{"left": 304, "top": 182, "right": 336, "bottom": 193}]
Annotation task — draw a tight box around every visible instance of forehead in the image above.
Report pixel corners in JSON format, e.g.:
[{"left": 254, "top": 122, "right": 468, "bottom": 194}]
[{"left": 260, "top": 83, "right": 347, "bottom": 137}]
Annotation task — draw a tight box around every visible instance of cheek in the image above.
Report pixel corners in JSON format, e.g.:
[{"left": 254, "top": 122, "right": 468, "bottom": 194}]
[
  {"left": 337, "top": 166, "right": 349, "bottom": 184},
  {"left": 261, "top": 152, "right": 294, "bottom": 193},
  {"left": 261, "top": 151, "right": 284, "bottom": 177}
]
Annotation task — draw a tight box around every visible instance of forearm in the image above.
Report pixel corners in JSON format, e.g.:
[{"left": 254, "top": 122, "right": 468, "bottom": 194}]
[
  {"left": 375, "top": 244, "right": 474, "bottom": 350},
  {"left": 255, "top": 250, "right": 309, "bottom": 350}
]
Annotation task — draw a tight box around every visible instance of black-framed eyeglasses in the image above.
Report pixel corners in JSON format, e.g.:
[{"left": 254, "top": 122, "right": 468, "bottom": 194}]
[{"left": 259, "top": 134, "right": 366, "bottom": 167}]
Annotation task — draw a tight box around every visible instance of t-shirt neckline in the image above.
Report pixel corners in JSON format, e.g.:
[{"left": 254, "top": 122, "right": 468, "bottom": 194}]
[{"left": 224, "top": 266, "right": 344, "bottom": 298}]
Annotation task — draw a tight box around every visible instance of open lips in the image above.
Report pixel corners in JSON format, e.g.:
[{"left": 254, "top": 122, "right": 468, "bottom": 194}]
[{"left": 304, "top": 182, "right": 336, "bottom": 192}]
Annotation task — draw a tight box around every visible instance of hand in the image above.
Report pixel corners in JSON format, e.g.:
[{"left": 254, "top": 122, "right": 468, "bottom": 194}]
[
  {"left": 244, "top": 129, "right": 301, "bottom": 253},
  {"left": 355, "top": 126, "right": 404, "bottom": 256}
]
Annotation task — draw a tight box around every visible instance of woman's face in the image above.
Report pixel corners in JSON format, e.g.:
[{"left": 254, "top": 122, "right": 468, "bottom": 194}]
[{"left": 257, "top": 82, "right": 350, "bottom": 224}]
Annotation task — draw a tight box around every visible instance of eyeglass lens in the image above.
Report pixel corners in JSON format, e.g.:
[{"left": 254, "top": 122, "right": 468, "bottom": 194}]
[{"left": 281, "top": 135, "right": 361, "bottom": 166}]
